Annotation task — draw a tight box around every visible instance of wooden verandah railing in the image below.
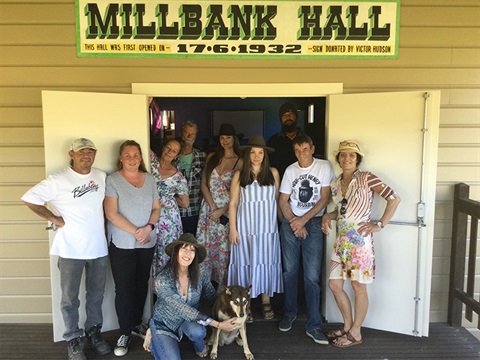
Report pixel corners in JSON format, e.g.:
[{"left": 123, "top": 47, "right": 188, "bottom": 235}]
[{"left": 448, "top": 182, "right": 480, "bottom": 328}]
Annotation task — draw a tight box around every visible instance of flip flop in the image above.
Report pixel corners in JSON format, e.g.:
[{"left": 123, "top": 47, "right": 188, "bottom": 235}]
[
  {"left": 246, "top": 310, "right": 254, "bottom": 323},
  {"left": 326, "top": 328, "right": 347, "bottom": 340},
  {"left": 332, "top": 332, "right": 363, "bottom": 348},
  {"left": 261, "top": 303, "right": 275, "bottom": 320}
]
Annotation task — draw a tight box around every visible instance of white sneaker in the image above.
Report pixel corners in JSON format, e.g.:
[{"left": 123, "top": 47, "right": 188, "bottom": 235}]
[{"left": 114, "top": 335, "right": 130, "bottom": 357}]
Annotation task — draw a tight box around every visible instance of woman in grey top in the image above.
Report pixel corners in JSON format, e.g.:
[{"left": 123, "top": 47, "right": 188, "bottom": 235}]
[{"left": 104, "top": 140, "right": 161, "bottom": 357}]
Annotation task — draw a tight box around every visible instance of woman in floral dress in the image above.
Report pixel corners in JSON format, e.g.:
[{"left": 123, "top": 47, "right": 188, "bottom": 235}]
[
  {"left": 196, "top": 124, "right": 243, "bottom": 286},
  {"left": 150, "top": 138, "right": 189, "bottom": 278},
  {"left": 321, "top": 140, "right": 401, "bottom": 348}
]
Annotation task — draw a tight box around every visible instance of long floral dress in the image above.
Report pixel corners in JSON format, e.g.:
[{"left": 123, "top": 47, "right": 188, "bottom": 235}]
[
  {"left": 330, "top": 169, "right": 396, "bottom": 284},
  {"left": 196, "top": 168, "right": 234, "bottom": 285},
  {"left": 151, "top": 154, "right": 188, "bottom": 278}
]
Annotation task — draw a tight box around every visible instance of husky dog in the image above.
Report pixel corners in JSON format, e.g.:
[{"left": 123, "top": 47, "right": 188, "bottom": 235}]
[{"left": 209, "top": 285, "right": 253, "bottom": 360}]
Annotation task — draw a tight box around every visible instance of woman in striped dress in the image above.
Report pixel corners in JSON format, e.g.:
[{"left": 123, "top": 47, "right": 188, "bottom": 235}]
[
  {"left": 322, "top": 139, "right": 401, "bottom": 347},
  {"left": 228, "top": 135, "right": 283, "bottom": 321}
]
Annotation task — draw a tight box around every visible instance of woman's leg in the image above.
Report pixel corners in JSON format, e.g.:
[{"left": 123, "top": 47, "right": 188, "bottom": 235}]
[
  {"left": 349, "top": 281, "right": 367, "bottom": 339},
  {"left": 332, "top": 280, "right": 367, "bottom": 346},
  {"left": 149, "top": 319, "right": 181, "bottom": 360},
  {"left": 261, "top": 293, "right": 274, "bottom": 319},
  {"left": 328, "top": 278, "right": 352, "bottom": 333},
  {"left": 180, "top": 321, "right": 207, "bottom": 354},
  {"left": 132, "top": 247, "right": 155, "bottom": 327},
  {"left": 109, "top": 243, "right": 137, "bottom": 335}
]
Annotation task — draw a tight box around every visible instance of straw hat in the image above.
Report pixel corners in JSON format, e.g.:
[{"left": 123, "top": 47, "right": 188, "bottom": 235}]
[
  {"left": 164, "top": 233, "right": 207, "bottom": 263},
  {"left": 239, "top": 135, "right": 274, "bottom": 153},
  {"left": 334, "top": 139, "right": 365, "bottom": 157}
]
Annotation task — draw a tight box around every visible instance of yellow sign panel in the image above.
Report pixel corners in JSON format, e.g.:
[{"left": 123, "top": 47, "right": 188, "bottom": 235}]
[{"left": 76, "top": 0, "right": 400, "bottom": 59}]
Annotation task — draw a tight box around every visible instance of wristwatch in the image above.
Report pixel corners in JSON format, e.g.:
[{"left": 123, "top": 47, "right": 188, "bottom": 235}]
[{"left": 376, "top": 221, "right": 384, "bottom": 229}]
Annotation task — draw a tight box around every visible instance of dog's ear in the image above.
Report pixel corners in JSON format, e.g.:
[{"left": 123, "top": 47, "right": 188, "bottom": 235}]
[
  {"left": 225, "top": 286, "right": 231, "bottom": 295},
  {"left": 247, "top": 285, "right": 252, "bottom": 296}
]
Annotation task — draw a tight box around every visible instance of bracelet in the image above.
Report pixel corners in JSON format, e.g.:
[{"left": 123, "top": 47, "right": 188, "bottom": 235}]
[{"left": 147, "top": 223, "right": 155, "bottom": 230}]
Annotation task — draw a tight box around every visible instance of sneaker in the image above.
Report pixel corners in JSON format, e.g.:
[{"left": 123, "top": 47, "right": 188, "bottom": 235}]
[
  {"left": 67, "top": 337, "right": 87, "bottom": 360},
  {"left": 131, "top": 323, "right": 149, "bottom": 339},
  {"left": 279, "top": 314, "right": 297, "bottom": 332},
  {"left": 114, "top": 334, "right": 130, "bottom": 357},
  {"left": 85, "top": 324, "right": 112, "bottom": 355},
  {"left": 306, "top": 329, "right": 329, "bottom": 345}
]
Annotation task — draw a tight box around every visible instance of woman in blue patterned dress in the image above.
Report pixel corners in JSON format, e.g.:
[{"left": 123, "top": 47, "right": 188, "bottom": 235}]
[
  {"left": 196, "top": 123, "right": 243, "bottom": 286},
  {"left": 150, "top": 138, "right": 189, "bottom": 277},
  {"left": 228, "top": 136, "right": 283, "bottom": 321},
  {"left": 322, "top": 140, "right": 401, "bottom": 347}
]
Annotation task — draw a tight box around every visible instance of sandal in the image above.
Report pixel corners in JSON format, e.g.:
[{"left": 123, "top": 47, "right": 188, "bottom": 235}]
[
  {"left": 326, "top": 328, "right": 347, "bottom": 340},
  {"left": 246, "top": 309, "right": 254, "bottom": 323},
  {"left": 196, "top": 344, "right": 209, "bottom": 358},
  {"left": 332, "top": 332, "right": 363, "bottom": 348},
  {"left": 261, "top": 303, "right": 275, "bottom": 320}
]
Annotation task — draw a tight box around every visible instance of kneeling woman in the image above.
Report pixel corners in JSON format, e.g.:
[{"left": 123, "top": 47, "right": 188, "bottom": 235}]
[{"left": 144, "top": 233, "right": 238, "bottom": 360}]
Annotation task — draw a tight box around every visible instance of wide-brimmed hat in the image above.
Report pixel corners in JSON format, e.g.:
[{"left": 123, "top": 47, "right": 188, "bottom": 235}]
[
  {"left": 239, "top": 135, "right": 274, "bottom": 153},
  {"left": 218, "top": 123, "right": 236, "bottom": 136},
  {"left": 279, "top": 102, "right": 297, "bottom": 118},
  {"left": 334, "top": 139, "right": 365, "bottom": 157},
  {"left": 164, "top": 233, "right": 207, "bottom": 263},
  {"left": 71, "top": 138, "right": 97, "bottom": 152}
]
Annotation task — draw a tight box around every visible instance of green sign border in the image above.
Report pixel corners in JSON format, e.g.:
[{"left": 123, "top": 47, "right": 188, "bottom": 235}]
[{"left": 75, "top": 0, "right": 401, "bottom": 60}]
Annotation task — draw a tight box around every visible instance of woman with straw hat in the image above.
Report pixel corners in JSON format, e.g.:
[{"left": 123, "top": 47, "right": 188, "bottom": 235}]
[
  {"left": 322, "top": 140, "right": 401, "bottom": 347},
  {"left": 143, "top": 233, "right": 238, "bottom": 360}
]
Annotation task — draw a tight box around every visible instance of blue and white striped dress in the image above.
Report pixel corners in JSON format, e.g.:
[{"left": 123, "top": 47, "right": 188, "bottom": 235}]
[{"left": 227, "top": 180, "right": 283, "bottom": 298}]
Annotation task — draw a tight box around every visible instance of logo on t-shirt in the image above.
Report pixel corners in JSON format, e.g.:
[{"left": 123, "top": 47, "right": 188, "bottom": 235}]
[
  {"left": 299, "top": 180, "right": 313, "bottom": 203},
  {"left": 292, "top": 174, "right": 321, "bottom": 209},
  {"left": 72, "top": 180, "right": 99, "bottom": 198}
]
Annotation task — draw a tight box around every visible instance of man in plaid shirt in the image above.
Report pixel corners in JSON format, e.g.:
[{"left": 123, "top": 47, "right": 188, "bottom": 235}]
[{"left": 177, "top": 121, "right": 206, "bottom": 235}]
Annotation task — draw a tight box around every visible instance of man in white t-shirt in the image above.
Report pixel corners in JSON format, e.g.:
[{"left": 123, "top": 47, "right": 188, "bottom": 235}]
[
  {"left": 278, "top": 135, "right": 335, "bottom": 345},
  {"left": 22, "top": 138, "right": 111, "bottom": 360}
]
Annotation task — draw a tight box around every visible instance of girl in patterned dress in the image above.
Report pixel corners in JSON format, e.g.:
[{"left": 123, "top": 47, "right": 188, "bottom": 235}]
[
  {"left": 150, "top": 138, "right": 189, "bottom": 278},
  {"left": 322, "top": 140, "right": 401, "bottom": 348},
  {"left": 196, "top": 124, "right": 243, "bottom": 286}
]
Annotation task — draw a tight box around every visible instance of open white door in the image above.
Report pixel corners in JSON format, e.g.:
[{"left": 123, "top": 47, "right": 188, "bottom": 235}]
[
  {"left": 42, "top": 91, "right": 150, "bottom": 341},
  {"left": 325, "top": 91, "right": 440, "bottom": 337}
]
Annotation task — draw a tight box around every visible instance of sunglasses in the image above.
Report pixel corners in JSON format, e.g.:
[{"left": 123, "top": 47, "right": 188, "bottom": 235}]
[
  {"left": 340, "top": 198, "right": 348, "bottom": 215},
  {"left": 340, "top": 141, "right": 360, "bottom": 148}
]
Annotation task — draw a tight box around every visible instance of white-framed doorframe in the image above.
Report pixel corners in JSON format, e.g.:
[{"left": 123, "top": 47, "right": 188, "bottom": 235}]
[
  {"left": 132, "top": 83, "right": 439, "bottom": 337},
  {"left": 41, "top": 83, "right": 438, "bottom": 341}
]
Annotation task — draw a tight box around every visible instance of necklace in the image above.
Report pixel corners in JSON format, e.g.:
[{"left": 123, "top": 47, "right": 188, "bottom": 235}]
[
  {"left": 341, "top": 176, "right": 352, "bottom": 196},
  {"left": 122, "top": 171, "right": 141, "bottom": 187}
]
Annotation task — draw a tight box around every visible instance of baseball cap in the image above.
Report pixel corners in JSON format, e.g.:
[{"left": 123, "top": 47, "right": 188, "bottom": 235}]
[{"left": 71, "top": 138, "right": 97, "bottom": 152}]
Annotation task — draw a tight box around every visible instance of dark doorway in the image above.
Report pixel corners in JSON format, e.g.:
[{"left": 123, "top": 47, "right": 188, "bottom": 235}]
[{"left": 150, "top": 97, "right": 326, "bottom": 158}]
